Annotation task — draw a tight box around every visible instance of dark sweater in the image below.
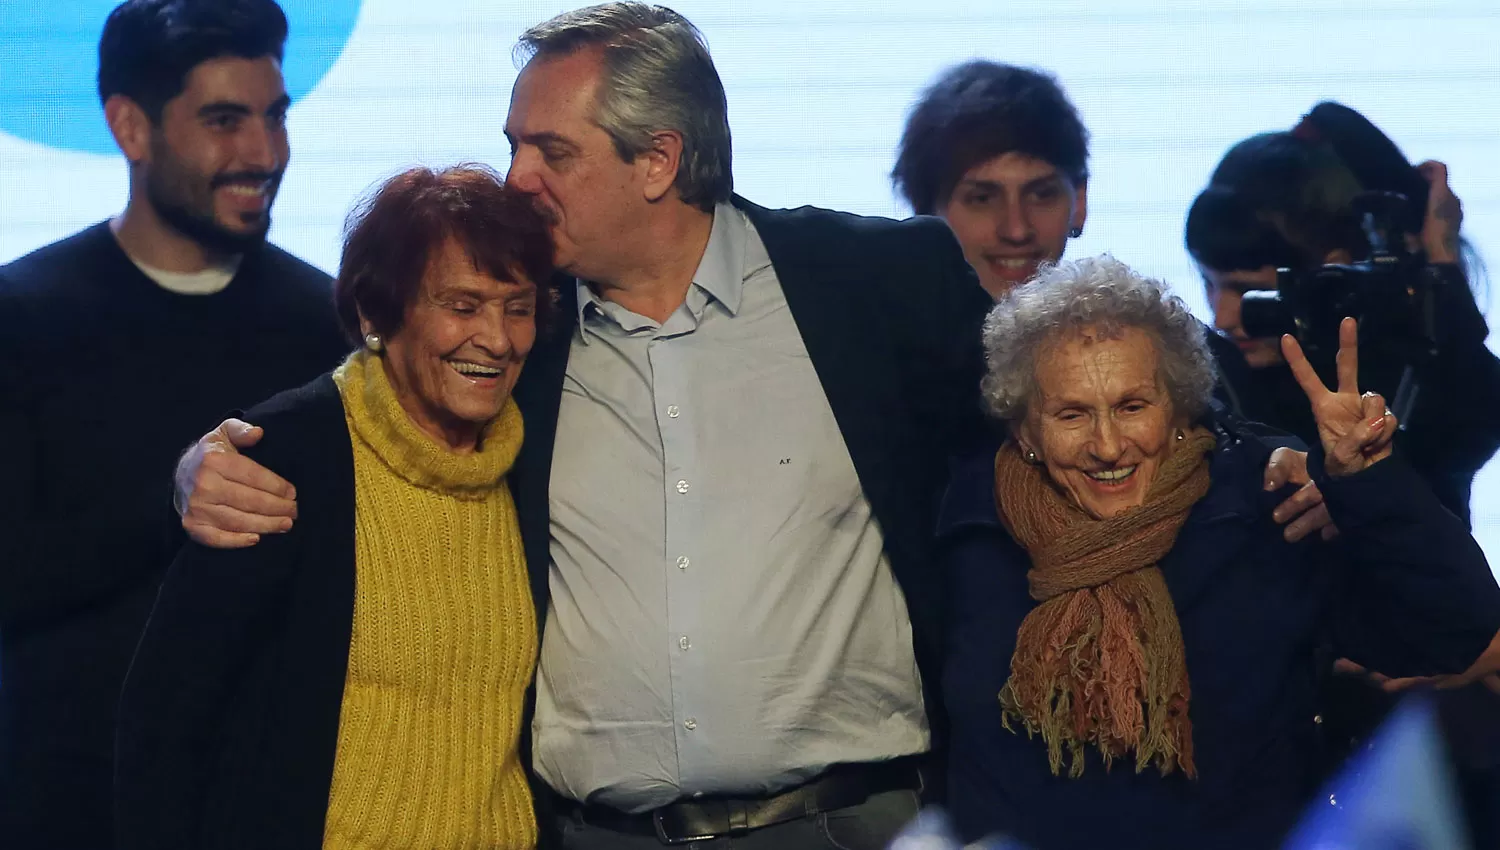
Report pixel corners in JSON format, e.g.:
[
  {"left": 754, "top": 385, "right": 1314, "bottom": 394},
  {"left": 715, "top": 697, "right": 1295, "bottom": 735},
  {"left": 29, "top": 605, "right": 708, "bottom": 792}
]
[{"left": 0, "top": 223, "right": 349, "bottom": 849}]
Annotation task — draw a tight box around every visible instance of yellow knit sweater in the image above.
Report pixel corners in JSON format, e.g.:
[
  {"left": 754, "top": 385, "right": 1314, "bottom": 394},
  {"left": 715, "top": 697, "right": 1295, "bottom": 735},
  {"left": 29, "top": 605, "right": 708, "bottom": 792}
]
[{"left": 324, "top": 352, "right": 537, "bottom": 850}]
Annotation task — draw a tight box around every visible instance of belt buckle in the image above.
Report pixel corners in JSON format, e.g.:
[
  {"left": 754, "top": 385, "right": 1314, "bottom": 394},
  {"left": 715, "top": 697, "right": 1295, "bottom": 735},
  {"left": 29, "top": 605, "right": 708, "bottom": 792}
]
[{"left": 653, "top": 808, "right": 717, "bottom": 846}]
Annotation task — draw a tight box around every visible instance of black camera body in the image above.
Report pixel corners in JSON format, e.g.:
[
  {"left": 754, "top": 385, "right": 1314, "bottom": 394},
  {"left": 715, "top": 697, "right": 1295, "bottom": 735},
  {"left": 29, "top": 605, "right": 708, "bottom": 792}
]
[{"left": 1239, "top": 192, "right": 1439, "bottom": 421}]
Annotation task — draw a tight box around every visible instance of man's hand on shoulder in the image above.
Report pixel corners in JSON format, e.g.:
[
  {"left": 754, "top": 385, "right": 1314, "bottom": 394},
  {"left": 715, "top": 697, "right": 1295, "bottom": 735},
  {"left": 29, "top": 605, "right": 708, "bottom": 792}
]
[
  {"left": 176, "top": 419, "right": 298, "bottom": 549},
  {"left": 1264, "top": 446, "right": 1339, "bottom": 543}
]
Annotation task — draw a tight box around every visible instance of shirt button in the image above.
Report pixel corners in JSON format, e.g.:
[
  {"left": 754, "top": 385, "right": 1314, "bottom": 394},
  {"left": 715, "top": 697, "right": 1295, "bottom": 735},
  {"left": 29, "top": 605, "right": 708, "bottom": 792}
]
[
  {"left": 684, "top": 718, "right": 698, "bottom": 731},
  {"left": 676, "top": 556, "right": 690, "bottom": 570},
  {"left": 667, "top": 405, "right": 680, "bottom": 418},
  {"left": 676, "top": 479, "right": 690, "bottom": 494},
  {"left": 679, "top": 636, "right": 691, "bottom": 651},
  {"left": 1313, "top": 714, "right": 1323, "bottom": 725}
]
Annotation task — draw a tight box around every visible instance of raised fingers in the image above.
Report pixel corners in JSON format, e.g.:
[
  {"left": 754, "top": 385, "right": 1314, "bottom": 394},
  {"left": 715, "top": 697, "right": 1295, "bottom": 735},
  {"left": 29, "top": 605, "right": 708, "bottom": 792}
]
[
  {"left": 1334, "top": 317, "right": 1359, "bottom": 395},
  {"left": 1281, "top": 334, "right": 1328, "bottom": 401}
]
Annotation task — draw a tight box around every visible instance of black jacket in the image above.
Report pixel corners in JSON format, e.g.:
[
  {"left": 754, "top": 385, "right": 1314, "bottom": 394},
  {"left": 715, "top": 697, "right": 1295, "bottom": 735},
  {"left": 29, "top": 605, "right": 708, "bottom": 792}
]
[
  {"left": 116, "top": 375, "right": 358, "bottom": 850},
  {"left": 939, "top": 416, "right": 1500, "bottom": 850}
]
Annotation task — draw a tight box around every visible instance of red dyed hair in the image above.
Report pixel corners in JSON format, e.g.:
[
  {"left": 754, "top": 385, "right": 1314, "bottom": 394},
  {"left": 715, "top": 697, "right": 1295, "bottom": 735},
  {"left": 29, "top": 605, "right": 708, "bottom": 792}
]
[{"left": 333, "top": 164, "right": 556, "bottom": 344}]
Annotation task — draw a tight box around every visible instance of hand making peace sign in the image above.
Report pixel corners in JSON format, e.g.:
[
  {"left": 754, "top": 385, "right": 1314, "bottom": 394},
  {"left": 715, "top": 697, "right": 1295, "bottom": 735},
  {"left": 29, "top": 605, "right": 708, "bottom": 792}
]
[{"left": 1281, "top": 317, "right": 1397, "bottom": 478}]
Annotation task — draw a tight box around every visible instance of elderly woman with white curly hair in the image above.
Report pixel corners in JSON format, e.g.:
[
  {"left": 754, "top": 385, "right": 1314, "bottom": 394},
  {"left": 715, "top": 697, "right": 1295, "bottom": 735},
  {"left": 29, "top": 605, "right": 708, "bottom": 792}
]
[{"left": 936, "top": 255, "right": 1500, "bottom": 850}]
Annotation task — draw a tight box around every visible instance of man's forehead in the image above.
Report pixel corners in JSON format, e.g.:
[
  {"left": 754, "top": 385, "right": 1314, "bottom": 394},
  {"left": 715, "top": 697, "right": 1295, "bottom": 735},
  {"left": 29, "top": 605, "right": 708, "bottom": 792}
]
[
  {"left": 964, "top": 152, "right": 1062, "bottom": 184},
  {"left": 510, "top": 51, "right": 601, "bottom": 114},
  {"left": 178, "top": 55, "right": 287, "bottom": 103}
]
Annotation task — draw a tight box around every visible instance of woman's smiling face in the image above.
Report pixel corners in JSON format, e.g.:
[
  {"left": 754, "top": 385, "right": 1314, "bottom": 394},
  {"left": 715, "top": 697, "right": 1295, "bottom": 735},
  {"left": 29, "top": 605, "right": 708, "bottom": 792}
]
[{"left": 1020, "top": 325, "right": 1180, "bottom": 518}]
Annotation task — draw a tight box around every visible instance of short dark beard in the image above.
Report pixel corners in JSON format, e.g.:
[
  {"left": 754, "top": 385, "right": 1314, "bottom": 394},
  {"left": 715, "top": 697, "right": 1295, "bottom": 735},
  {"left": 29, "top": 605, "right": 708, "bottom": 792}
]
[{"left": 149, "top": 187, "right": 272, "bottom": 256}]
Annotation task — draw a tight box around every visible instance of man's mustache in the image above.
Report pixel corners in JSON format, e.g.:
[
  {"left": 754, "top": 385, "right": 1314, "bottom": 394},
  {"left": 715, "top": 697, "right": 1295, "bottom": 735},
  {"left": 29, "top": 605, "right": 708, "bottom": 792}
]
[{"left": 530, "top": 197, "right": 561, "bottom": 226}]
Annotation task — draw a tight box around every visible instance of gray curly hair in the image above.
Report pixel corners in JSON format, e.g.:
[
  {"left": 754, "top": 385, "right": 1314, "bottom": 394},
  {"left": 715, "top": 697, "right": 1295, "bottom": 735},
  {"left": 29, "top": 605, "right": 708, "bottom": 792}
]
[{"left": 981, "top": 254, "right": 1217, "bottom": 424}]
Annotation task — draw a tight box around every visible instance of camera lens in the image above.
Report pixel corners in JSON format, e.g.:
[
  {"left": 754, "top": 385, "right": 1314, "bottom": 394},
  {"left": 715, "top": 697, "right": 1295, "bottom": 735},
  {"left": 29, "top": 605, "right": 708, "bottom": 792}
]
[{"left": 1240, "top": 290, "right": 1296, "bottom": 339}]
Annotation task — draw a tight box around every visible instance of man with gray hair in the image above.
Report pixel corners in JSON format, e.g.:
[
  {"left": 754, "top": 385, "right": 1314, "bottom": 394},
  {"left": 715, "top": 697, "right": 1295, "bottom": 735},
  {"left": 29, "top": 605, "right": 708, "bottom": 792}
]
[{"left": 175, "top": 3, "right": 990, "bottom": 847}]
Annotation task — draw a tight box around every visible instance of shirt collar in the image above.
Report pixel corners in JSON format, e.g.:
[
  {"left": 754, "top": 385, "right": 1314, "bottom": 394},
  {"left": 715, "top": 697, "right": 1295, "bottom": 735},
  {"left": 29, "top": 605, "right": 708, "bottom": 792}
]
[
  {"left": 692, "top": 202, "right": 747, "bottom": 315},
  {"left": 574, "top": 203, "right": 749, "bottom": 335}
]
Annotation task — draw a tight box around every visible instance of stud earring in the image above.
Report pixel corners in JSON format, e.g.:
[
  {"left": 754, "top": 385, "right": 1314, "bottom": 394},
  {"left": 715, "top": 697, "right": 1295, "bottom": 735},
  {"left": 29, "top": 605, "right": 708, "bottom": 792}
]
[
  {"left": 1068, "top": 226, "right": 1083, "bottom": 239},
  {"left": 1176, "top": 431, "right": 1185, "bottom": 441},
  {"left": 363, "top": 332, "right": 384, "bottom": 353},
  {"left": 1025, "top": 449, "right": 1040, "bottom": 464}
]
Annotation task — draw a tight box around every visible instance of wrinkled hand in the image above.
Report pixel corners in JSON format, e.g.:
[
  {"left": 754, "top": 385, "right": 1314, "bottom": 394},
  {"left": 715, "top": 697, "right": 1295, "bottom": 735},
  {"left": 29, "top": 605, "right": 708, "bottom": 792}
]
[
  {"left": 176, "top": 418, "right": 297, "bottom": 549},
  {"left": 1263, "top": 447, "right": 1338, "bottom": 542},
  {"left": 1416, "top": 160, "right": 1462, "bottom": 264},
  {"left": 1282, "top": 318, "right": 1397, "bottom": 478}
]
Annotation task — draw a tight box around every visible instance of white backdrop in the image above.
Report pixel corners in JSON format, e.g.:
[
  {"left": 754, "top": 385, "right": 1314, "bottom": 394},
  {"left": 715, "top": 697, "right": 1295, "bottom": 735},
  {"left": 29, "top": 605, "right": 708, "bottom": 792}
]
[{"left": 2, "top": 0, "right": 1497, "bottom": 569}]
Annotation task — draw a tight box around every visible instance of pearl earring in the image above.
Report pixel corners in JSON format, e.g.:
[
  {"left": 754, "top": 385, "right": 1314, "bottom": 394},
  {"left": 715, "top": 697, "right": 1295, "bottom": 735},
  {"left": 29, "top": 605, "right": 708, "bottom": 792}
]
[
  {"left": 364, "top": 332, "right": 384, "bottom": 352},
  {"left": 1176, "top": 432, "right": 1185, "bottom": 441},
  {"left": 1025, "top": 449, "right": 1039, "bottom": 464}
]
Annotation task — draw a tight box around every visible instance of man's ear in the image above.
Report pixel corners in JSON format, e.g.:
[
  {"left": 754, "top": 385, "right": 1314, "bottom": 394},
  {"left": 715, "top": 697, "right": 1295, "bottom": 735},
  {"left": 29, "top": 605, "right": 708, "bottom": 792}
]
[
  {"left": 638, "top": 130, "right": 684, "bottom": 203},
  {"left": 1072, "top": 179, "right": 1088, "bottom": 232},
  {"left": 104, "top": 94, "right": 153, "bottom": 164}
]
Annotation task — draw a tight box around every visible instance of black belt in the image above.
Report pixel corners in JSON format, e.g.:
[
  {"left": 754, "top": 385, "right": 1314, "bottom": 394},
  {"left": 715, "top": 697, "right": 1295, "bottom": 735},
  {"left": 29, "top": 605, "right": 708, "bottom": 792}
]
[{"left": 551, "top": 756, "right": 925, "bottom": 845}]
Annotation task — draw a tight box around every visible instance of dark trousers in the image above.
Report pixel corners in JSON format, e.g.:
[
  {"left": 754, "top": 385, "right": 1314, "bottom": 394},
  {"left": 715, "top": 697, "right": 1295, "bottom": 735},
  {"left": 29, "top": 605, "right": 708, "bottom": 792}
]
[{"left": 555, "top": 789, "right": 922, "bottom": 850}]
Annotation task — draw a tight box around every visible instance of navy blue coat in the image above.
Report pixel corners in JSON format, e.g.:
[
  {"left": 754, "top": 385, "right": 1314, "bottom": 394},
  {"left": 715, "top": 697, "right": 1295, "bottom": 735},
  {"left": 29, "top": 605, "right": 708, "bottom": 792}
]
[{"left": 938, "top": 415, "right": 1500, "bottom": 850}]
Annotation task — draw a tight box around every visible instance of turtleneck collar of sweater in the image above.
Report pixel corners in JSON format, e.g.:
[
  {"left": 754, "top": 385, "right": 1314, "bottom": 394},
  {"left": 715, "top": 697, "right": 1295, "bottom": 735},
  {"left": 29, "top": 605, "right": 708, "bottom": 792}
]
[{"left": 332, "top": 350, "right": 523, "bottom": 499}]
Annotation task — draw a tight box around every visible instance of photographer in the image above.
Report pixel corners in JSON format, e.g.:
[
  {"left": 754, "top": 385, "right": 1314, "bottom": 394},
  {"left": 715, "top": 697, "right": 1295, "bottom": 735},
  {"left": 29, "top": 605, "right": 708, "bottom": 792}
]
[
  {"left": 1186, "top": 102, "right": 1500, "bottom": 528},
  {"left": 1187, "top": 102, "right": 1500, "bottom": 847}
]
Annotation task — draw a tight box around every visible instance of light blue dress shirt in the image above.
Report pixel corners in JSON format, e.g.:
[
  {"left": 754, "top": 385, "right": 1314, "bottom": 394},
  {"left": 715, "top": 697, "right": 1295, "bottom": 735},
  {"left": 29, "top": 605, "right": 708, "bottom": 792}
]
[{"left": 533, "top": 205, "right": 930, "bottom": 812}]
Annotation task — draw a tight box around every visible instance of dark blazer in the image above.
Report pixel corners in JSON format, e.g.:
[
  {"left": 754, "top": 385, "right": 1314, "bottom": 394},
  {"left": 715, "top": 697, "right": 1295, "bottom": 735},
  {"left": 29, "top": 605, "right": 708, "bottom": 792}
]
[
  {"left": 938, "top": 415, "right": 1500, "bottom": 850},
  {"left": 116, "top": 375, "right": 360, "bottom": 850},
  {"left": 511, "top": 197, "right": 993, "bottom": 704}
]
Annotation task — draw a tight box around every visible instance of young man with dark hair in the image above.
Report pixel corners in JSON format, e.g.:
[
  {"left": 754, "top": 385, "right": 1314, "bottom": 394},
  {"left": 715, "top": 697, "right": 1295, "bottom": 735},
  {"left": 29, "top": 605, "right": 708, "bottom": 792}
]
[
  {"left": 893, "top": 61, "right": 1089, "bottom": 299},
  {"left": 0, "top": 2, "right": 346, "bottom": 845}
]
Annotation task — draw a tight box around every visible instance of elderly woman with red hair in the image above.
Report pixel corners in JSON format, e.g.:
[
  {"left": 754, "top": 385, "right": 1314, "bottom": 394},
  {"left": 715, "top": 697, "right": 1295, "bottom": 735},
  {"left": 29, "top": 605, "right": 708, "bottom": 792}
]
[{"left": 115, "top": 164, "right": 555, "bottom": 850}]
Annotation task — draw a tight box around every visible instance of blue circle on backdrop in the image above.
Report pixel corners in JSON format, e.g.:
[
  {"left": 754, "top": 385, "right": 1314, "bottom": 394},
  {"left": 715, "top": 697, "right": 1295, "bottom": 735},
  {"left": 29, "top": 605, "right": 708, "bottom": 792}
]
[{"left": 0, "top": 1, "right": 361, "bottom": 155}]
